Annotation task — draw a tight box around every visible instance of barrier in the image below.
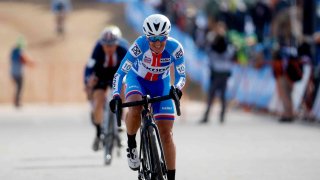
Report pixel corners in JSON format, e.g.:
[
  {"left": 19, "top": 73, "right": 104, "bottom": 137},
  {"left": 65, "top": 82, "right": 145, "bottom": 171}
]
[
  {"left": 312, "top": 85, "right": 320, "bottom": 120},
  {"left": 228, "top": 66, "right": 275, "bottom": 108},
  {"left": 124, "top": 1, "right": 311, "bottom": 114}
]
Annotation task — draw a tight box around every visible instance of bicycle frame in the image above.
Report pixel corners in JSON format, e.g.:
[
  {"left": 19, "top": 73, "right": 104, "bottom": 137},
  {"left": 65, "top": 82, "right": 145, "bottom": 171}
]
[
  {"left": 139, "top": 98, "right": 168, "bottom": 179},
  {"left": 114, "top": 86, "right": 181, "bottom": 180}
]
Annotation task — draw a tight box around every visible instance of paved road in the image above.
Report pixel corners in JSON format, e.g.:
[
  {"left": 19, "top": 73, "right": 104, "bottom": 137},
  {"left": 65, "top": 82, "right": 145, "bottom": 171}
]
[{"left": 1, "top": 102, "right": 320, "bottom": 180}]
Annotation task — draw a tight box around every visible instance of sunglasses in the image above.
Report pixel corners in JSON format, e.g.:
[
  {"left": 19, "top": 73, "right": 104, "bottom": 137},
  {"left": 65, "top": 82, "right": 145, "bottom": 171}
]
[
  {"left": 147, "top": 35, "right": 167, "bottom": 42},
  {"left": 100, "top": 39, "right": 117, "bottom": 46}
]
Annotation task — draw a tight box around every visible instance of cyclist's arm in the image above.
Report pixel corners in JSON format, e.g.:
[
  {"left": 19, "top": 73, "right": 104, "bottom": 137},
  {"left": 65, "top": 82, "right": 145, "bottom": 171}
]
[
  {"left": 112, "top": 57, "right": 133, "bottom": 97},
  {"left": 112, "top": 52, "right": 135, "bottom": 97},
  {"left": 172, "top": 43, "right": 186, "bottom": 90},
  {"left": 84, "top": 58, "right": 95, "bottom": 85},
  {"left": 112, "top": 38, "right": 144, "bottom": 97},
  {"left": 84, "top": 42, "right": 103, "bottom": 85}
]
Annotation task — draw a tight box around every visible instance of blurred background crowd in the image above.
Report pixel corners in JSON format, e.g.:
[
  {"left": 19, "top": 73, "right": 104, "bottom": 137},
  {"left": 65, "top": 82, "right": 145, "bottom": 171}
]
[
  {"left": 150, "top": 0, "right": 320, "bottom": 122},
  {"left": 0, "top": 0, "right": 320, "bottom": 123}
]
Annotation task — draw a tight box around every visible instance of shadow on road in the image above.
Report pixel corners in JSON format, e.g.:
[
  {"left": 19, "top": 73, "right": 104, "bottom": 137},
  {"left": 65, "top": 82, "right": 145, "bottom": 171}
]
[{"left": 15, "top": 164, "right": 104, "bottom": 170}]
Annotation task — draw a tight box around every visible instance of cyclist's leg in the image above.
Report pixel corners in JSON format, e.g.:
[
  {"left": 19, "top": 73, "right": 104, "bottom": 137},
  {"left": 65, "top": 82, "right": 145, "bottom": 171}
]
[
  {"left": 151, "top": 80, "right": 176, "bottom": 179},
  {"left": 119, "top": 82, "right": 128, "bottom": 131},
  {"left": 124, "top": 74, "right": 144, "bottom": 137},
  {"left": 91, "top": 82, "right": 107, "bottom": 151},
  {"left": 92, "top": 89, "right": 106, "bottom": 128},
  {"left": 156, "top": 120, "right": 175, "bottom": 179},
  {"left": 125, "top": 94, "right": 142, "bottom": 131},
  {"left": 124, "top": 73, "right": 144, "bottom": 170},
  {"left": 84, "top": 84, "right": 95, "bottom": 124}
]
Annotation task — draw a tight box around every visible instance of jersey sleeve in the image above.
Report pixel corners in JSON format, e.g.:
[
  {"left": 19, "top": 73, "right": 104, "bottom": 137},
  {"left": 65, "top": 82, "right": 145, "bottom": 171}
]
[
  {"left": 84, "top": 42, "right": 102, "bottom": 84},
  {"left": 172, "top": 42, "right": 186, "bottom": 90},
  {"left": 112, "top": 37, "right": 144, "bottom": 97},
  {"left": 92, "top": 42, "right": 105, "bottom": 73},
  {"left": 84, "top": 58, "right": 95, "bottom": 85}
]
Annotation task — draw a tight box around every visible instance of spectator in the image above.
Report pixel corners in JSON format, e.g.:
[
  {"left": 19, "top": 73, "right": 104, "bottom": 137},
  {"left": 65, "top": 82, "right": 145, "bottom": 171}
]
[
  {"left": 220, "top": 0, "right": 247, "bottom": 34},
  {"left": 271, "top": 3, "right": 303, "bottom": 122},
  {"left": 51, "top": 0, "right": 72, "bottom": 36},
  {"left": 249, "top": 0, "right": 272, "bottom": 43},
  {"left": 312, "top": 32, "right": 320, "bottom": 117},
  {"left": 272, "top": 42, "right": 301, "bottom": 122},
  {"left": 194, "top": 10, "right": 209, "bottom": 49},
  {"left": 200, "top": 22, "right": 235, "bottom": 124},
  {"left": 204, "top": 0, "right": 220, "bottom": 21},
  {"left": 297, "top": 38, "right": 314, "bottom": 121},
  {"left": 171, "top": 0, "right": 188, "bottom": 31},
  {"left": 10, "top": 37, "right": 34, "bottom": 108}
]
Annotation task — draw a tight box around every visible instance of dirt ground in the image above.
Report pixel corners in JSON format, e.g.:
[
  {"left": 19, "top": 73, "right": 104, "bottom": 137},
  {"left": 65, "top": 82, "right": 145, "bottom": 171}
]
[{"left": 0, "top": 1, "right": 138, "bottom": 104}]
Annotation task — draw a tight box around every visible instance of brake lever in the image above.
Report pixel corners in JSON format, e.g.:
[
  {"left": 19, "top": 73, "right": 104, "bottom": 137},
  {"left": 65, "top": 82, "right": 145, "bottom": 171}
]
[
  {"left": 171, "top": 86, "right": 181, "bottom": 116},
  {"left": 115, "top": 100, "right": 122, "bottom": 127}
]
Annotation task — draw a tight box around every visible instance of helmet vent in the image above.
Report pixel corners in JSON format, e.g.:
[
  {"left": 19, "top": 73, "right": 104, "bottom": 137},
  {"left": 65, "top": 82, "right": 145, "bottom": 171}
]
[
  {"left": 146, "top": 22, "right": 152, "bottom": 34},
  {"left": 161, "top": 22, "right": 167, "bottom": 32},
  {"left": 154, "top": 23, "right": 160, "bottom": 31}
]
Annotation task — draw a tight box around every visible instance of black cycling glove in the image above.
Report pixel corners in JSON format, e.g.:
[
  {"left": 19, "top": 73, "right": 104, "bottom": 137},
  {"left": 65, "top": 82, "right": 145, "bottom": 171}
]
[
  {"left": 175, "top": 88, "right": 183, "bottom": 100},
  {"left": 109, "top": 96, "right": 122, "bottom": 113},
  {"left": 170, "top": 86, "right": 183, "bottom": 100}
]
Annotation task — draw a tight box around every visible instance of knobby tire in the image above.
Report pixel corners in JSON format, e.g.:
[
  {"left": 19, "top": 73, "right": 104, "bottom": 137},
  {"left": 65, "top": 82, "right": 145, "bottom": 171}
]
[
  {"left": 103, "top": 110, "right": 115, "bottom": 165},
  {"left": 147, "top": 126, "right": 167, "bottom": 180}
]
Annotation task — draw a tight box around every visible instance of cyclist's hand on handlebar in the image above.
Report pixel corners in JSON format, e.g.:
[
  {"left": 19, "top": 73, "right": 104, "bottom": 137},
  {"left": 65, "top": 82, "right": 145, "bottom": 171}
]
[
  {"left": 109, "top": 96, "right": 122, "bottom": 113},
  {"left": 170, "top": 86, "right": 182, "bottom": 100},
  {"left": 175, "top": 88, "right": 183, "bottom": 100},
  {"left": 170, "top": 86, "right": 182, "bottom": 116}
]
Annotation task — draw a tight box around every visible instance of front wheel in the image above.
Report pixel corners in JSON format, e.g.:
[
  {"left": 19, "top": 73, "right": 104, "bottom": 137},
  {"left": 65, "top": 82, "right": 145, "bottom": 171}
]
[
  {"left": 103, "top": 110, "right": 115, "bottom": 165},
  {"left": 103, "top": 130, "right": 114, "bottom": 165},
  {"left": 147, "top": 126, "right": 167, "bottom": 180}
]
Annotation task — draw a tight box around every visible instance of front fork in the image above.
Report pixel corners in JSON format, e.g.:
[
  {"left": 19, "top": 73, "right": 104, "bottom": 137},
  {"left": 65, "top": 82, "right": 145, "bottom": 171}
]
[{"left": 140, "top": 109, "right": 168, "bottom": 176}]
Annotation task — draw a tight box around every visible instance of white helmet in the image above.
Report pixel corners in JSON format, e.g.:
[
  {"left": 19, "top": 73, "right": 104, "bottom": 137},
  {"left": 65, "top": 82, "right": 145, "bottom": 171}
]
[
  {"left": 100, "top": 25, "right": 122, "bottom": 45},
  {"left": 143, "top": 14, "right": 171, "bottom": 37}
]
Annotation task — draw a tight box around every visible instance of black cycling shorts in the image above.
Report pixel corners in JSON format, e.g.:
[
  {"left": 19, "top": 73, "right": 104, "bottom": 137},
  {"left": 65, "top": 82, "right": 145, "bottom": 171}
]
[{"left": 93, "top": 80, "right": 112, "bottom": 91}]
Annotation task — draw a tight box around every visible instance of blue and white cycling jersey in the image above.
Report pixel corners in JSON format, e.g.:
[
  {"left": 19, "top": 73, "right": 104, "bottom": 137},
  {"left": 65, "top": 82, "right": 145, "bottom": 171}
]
[{"left": 112, "top": 35, "right": 186, "bottom": 97}]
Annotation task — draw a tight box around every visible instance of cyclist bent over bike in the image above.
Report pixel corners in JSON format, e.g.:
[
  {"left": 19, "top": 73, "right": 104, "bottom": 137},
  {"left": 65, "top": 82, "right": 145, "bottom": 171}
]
[
  {"left": 110, "top": 14, "right": 186, "bottom": 180},
  {"left": 84, "top": 25, "right": 128, "bottom": 151}
]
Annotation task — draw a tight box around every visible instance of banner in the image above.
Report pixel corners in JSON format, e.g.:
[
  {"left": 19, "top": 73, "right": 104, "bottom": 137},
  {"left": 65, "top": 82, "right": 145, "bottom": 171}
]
[{"left": 226, "top": 66, "right": 275, "bottom": 108}]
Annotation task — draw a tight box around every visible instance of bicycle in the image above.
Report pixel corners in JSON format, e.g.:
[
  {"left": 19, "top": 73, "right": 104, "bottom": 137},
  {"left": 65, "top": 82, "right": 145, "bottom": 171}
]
[
  {"left": 101, "top": 88, "right": 122, "bottom": 165},
  {"left": 114, "top": 86, "right": 181, "bottom": 180}
]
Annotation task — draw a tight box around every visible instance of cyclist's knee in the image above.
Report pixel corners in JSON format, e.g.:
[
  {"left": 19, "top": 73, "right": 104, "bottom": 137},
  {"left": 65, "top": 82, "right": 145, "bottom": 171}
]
[
  {"left": 93, "top": 99, "right": 103, "bottom": 112},
  {"left": 93, "top": 93, "right": 105, "bottom": 108},
  {"left": 162, "top": 134, "right": 174, "bottom": 146},
  {"left": 159, "top": 129, "right": 174, "bottom": 145},
  {"left": 95, "top": 101, "right": 104, "bottom": 110},
  {"left": 128, "top": 106, "right": 142, "bottom": 119}
]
